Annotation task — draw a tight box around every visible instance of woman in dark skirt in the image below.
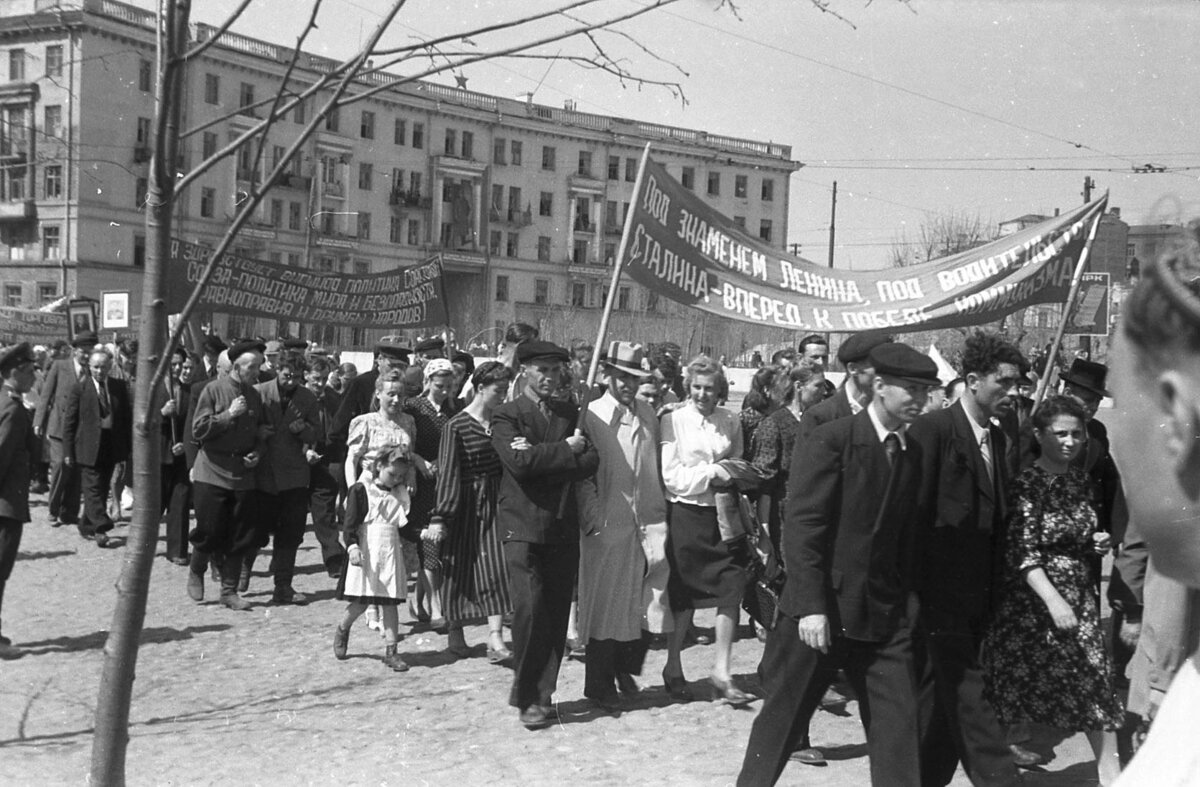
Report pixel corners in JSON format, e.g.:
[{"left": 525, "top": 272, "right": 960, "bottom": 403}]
[
  {"left": 660, "top": 355, "right": 752, "bottom": 705},
  {"left": 403, "top": 358, "right": 460, "bottom": 627},
  {"left": 426, "top": 362, "right": 513, "bottom": 661}
]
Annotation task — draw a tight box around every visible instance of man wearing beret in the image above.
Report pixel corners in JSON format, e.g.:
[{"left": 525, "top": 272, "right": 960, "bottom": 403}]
[
  {"left": 0, "top": 343, "right": 38, "bottom": 659},
  {"left": 188, "top": 340, "right": 270, "bottom": 610},
  {"left": 34, "top": 330, "right": 98, "bottom": 527},
  {"left": 907, "top": 331, "right": 1024, "bottom": 787},
  {"left": 492, "top": 340, "right": 600, "bottom": 730},
  {"left": 740, "top": 342, "right": 938, "bottom": 786},
  {"left": 797, "top": 332, "right": 892, "bottom": 442}
]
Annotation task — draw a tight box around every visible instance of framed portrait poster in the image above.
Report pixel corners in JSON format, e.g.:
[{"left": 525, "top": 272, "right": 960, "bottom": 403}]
[
  {"left": 101, "top": 291, "right": 131, "bottom": 330},
  {"left": 67, "top": 298, "right": 97, "bottom": 342}
]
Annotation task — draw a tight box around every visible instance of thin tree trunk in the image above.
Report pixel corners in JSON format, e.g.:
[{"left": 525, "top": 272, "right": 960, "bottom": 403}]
[{"left": 89, "top": 2, "right": 188, "bottom": 783}]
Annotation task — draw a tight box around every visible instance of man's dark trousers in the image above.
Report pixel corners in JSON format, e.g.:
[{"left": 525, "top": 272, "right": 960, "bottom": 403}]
[
  {"left": 48, "top": 436, "right": 81, "bottom": 523},
  {"left": 504, "top": 540, "right": 578, "bottom": 711},
  {"left": 77, "top": 430, "right": 115, "bottom": 539},
  {"left": 308, "top": 458, "right": 345, "bottom": 574},
  {"left": 738, "top": 620, "right": 921, "bottom": 787}
]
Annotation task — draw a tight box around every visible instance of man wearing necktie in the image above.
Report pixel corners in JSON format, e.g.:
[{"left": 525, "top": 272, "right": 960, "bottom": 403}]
[
  {"left": 739, "top": 342, "right": 939, "bottom": 786},
  {"left": 34, "top": 330, "right": 98, "bottom": 527},
  {"left": 908, "top": 331, "right": 1025, "bottom": 787},
  {"left": 62, "top": 348, "right": 131, "bottom": 548},
  {"left": 576, "top": 341, "right": 670, "bottom": 713}
]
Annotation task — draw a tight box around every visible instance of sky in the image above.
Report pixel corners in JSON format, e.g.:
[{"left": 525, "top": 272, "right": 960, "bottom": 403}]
[{"left": 131, "top": 0, "right": 1200, "bottom": 270}]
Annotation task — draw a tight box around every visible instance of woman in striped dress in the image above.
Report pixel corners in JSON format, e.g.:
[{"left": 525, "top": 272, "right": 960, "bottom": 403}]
[{"left": 426, "top": 361, "right": 514, "bottom": 662}]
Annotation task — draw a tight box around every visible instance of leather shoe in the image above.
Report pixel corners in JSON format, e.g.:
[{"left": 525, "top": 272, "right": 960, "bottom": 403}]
[
  {"left": 95, "top": 533, "right": 117, "bottom": 549},
  {"left": 519, "top": 705, "right": 550, "bottom": 730},
  {"left": 333, "top": 625, "right": 350, "bottom": 660},
  {"left": 271, "top": 586, "right": 307, "bottom": 605},
  {"left": 1009, "top": 743, "right": 1044, "bottom": 769},
  {"left": 616, "top": 672, "right": 640, "bottom": 695},
  {"left": 486, "top": 646, "right": 512, "bottom": 664},
  {"left": 790, "top": 747, "right": 827, "bottom": 767},
  {"left": 708, "top": 676, "right": 754, "bottom": 706},
  {"left": 540, "top": 704, "right": 559, "bottom": 721},
  {"left": 662, "top": 669, "right": 694, "bottom": 702},
  {"left": 589, "top": 693, "right": 622, "bottom": 714},
  {"left": 186, "top": 571, "right": 204, "bottom": 602},
  {"left": 220, "top": 592, "right": 252, "bottom": 611}
]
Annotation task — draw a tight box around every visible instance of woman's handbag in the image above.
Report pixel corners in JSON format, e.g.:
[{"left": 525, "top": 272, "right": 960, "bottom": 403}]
[{"left": 735, "top": 493, "right": 787, "bottom": 631}]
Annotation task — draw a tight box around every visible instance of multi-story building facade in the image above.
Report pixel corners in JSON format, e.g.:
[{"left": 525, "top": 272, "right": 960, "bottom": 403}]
[{"left": 0, "top": 0, "right": 801, "bottom": 357}]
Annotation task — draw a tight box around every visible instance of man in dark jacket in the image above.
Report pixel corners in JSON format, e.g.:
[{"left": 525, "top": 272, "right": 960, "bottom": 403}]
[
  {"left": 492, "top": 340, "right": 599, "bottom": 730},
  {"left": 739, "top": 342, "right": 938, "bottom": 787},
  {"left": 797, "top": 332, "right": 891, "bottom": 441},
  {"left": 34, "top": 330, "right": 97, "bottom": 526},
  {"left": 0, "top": 343, "right": 38, "bottom": 659},
  {"left": 907, "top": 331, "right": 1024, "bottom": 787},
  {"left": 62, "top": 348, "right": 132, "bottom": 548}
]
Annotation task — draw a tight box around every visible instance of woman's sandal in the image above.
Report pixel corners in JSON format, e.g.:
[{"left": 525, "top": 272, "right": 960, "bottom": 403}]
[{"left": 662, "top": 669, "right": 694, "bottom": 702}]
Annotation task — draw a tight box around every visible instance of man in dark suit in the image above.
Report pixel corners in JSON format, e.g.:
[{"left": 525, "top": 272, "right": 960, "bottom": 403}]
[
  {"left": 797, "top": 332, "right": 891, "bottom": 441},
  {"left": 62, "top": 348, "right": 132, "bottom": 548},
  {"left": 739, "top": 342, "right": 939, "bottom": 787},
  {"left": 492, "top": 340, "right": 599, "bottom": 730},
  {"left": 161, "top": 348, "right": 193, "bottom": 564},
  {"left": 201, "top": 333, "right": 227, "bottom": 380},
  {"left": 34, "top": 329, "right": 97, "bottom": 526},
  {"left": 304, "top": 356, "right": 346, "bottom": 579},
  {"left": 251, "top": 352, "right": 319, "bottom": 604},
  {"left": 907, "top": 331, "right": 1024, "bottom": 787},
  {"left": 0, "top": 343, "right": 38, "bottom": 659}
]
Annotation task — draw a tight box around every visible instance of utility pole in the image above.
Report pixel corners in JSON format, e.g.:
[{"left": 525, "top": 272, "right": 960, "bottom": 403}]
[
  {"left": 827, "top": 180, "right": 837, "bottom": 269},
  {"left": 1079, "top": 176, "right": 1096, "bottom": 359}
]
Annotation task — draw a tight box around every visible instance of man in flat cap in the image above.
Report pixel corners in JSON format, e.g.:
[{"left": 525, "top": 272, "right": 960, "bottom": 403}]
[
  {"left": 35, "top": 329, "right": 98, "bottom": 527},
  {"left": 740, "top": 341, "right": 938, "bottom": 786},
  {"left": 907, "top": 331, "right": 1025, "bottom": 786},
  {"left": 492, "top": 339, "right": 599, "bottom": 730},
  {"left": 797, "top": 333, "right": 892, "bottom": 442},
  {"left": 0, "top": 343, "right": 38, "bottom": 658},
  {"left": 412, "top": 336, "right": 445, "bottom": 365},
  {"left": 188, "top": 339, "right": 269, "bottom": 610}
]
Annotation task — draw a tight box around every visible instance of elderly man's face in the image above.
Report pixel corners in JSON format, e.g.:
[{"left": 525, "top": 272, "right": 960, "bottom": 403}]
[{"left": 89, "top": 351, "right": 113, "bottom": 383}]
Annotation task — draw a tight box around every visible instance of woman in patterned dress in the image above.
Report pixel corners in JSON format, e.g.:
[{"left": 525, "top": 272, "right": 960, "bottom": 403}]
[
  {"left": 426, "top": 361, "right": 513, "bottom": 661},
  {"left": 982, "top": 395, "right": 1123, "bottom": 785},
  {"left": 404, "top": 359, "right": 460, "bottom": 627}
]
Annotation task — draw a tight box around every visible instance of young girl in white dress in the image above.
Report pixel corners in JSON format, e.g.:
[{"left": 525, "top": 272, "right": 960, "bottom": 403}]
[{"left": 333, "top": 443, "right": 415, "bottom": 671}]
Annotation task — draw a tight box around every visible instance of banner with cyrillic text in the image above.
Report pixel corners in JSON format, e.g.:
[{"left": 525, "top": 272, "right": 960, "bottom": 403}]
[
  {"left": 622, "top": 158, "right": 1108, "bottom": 333},
  {"left": 167, "top": 239, "right": 449, "bottom": 329},
  {"left": 0, "top": 307, "right": 66, "bottom": 344}
]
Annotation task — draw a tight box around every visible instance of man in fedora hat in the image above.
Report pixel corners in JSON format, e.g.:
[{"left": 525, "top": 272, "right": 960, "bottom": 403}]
[
  {"left": 35, "top": 329, "right": 98, "bottom": 527},
  {"left": 576, "top": 341, "right": 670, "bottom": 712}
]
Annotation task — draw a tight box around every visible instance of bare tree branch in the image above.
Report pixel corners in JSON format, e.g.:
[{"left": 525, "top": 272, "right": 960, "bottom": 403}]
[{"left": 177, "top": 0, "right": 255, "bottom": 63}]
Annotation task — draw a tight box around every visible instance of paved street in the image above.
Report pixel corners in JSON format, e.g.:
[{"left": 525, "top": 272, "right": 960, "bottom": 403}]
[{"left": 2, "top": 490, "right": 1098, "bottom": 785}]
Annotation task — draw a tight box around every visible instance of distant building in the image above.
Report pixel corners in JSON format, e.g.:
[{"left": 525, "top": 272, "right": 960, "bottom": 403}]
[
  {"left": 1126, "top": 222, "right": 1186, "bottom": 282},
  {"left": 0, "top": 0, "right": 802, "bottom": 355}
]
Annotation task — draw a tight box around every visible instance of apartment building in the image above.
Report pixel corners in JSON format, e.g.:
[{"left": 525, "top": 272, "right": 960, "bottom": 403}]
[{"left": 0, "top": 0, "right": 801, "bottom": 355}]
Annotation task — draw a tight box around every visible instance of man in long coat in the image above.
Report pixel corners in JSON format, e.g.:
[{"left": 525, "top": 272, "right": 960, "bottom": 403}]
[
  {"left": 577, "top": 341, "right": 670, "bottom": 711},
  {"left": 0, "top": 343, "right": 38, "bottom": 659},
  {"left": 34, "top": 330, "right": 97, "bottom": 526}
]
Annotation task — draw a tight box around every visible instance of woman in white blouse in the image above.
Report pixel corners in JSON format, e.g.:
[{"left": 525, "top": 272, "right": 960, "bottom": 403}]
[{"left": 660, "top": 356, "right": 753, "bottom": 705}]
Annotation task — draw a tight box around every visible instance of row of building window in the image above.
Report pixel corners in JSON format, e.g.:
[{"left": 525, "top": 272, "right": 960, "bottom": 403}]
[
  {"left": 6, "top": 46, "right": 64, "bottom": 82},
  {"left": 3, "top": 282, "right": 59, "bottom": 308},
  {"left": 492, "top": 275, "right": 655, "bottom": 311}
]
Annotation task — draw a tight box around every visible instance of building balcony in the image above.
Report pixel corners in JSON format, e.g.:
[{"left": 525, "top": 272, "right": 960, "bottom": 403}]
[
  {"left": 0, "top": 199, "right": 36, "bottom": 222},
  {"left": 133, "top": 145, "right": 152, "bottom": 163},
  {"left": 390, "top": 190, "right": 428, "bottom": 209},
  {"left": 573, "top": 216, "right": 593, "bottom": 232},
  {"left": 605, "top": 221, "right": 623, "bottom": 235},
  {"left": 492, "top": 207, "right": 531, "bottom": 227},
  {"left": 276, "top": 173, "right": 312, "bottom": 191},
  {"left": 322, "top": 180, "right": 345, "bottom": 199}
]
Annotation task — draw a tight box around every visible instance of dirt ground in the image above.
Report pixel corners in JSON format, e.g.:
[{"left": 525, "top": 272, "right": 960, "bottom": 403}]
[{"left": 1, "top": 491, "right": 1099, "bottom": 786}]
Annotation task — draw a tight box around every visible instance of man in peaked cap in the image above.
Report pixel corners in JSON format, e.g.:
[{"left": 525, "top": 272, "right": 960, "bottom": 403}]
[
  {"left": 492, "top": 339, "right": 599, "bottom": 730},
  {"left": 413, "top": 336, "right": 446, "bottom": 365},
  {"left": 740, "top": 341, "right": 938, "bottom": 786},
  {"left": 796, "top": 333, "right": 894, "bottom": 442},
  {"left": 34, "top": 329, "right": 98, "bottom": 527},
  {"left": 0, "top": 343, "right": 38, "bottom": 658}
]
